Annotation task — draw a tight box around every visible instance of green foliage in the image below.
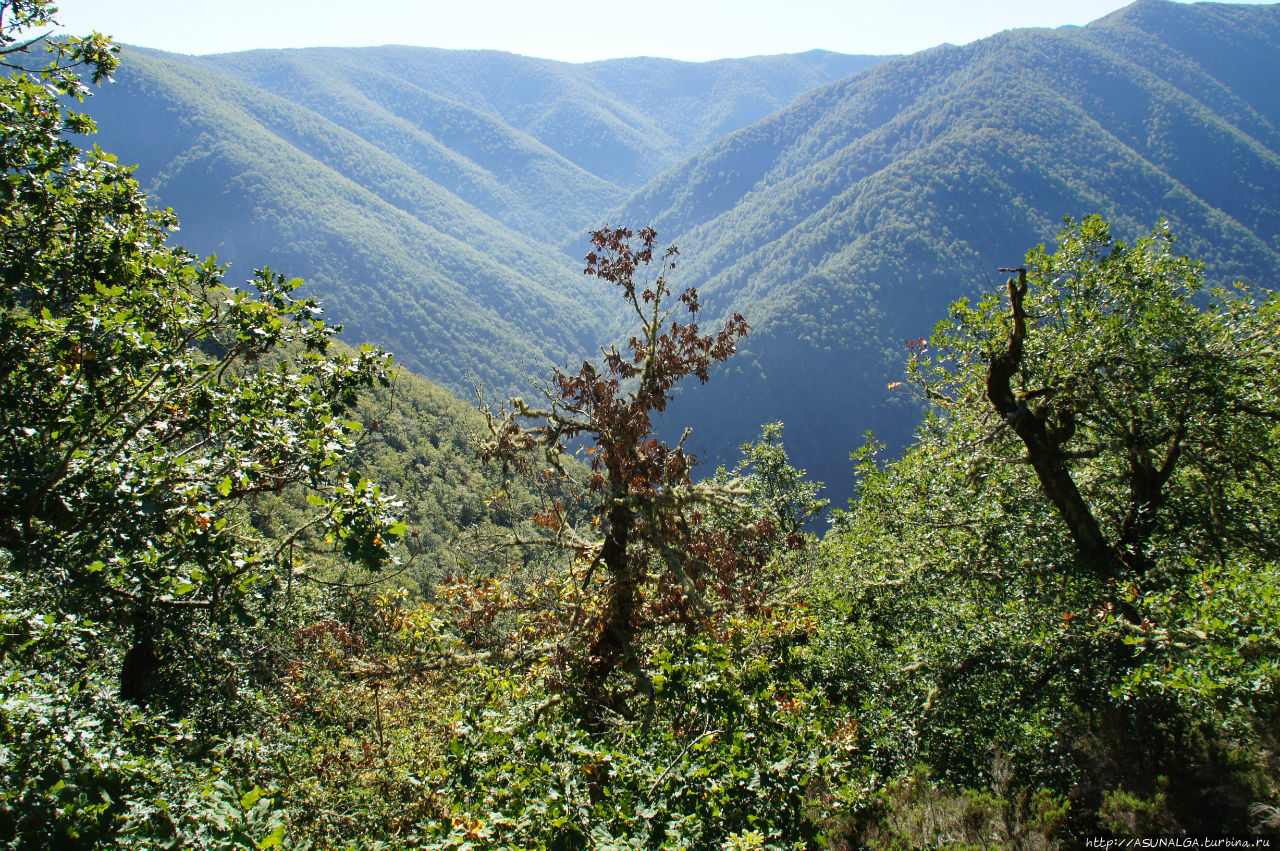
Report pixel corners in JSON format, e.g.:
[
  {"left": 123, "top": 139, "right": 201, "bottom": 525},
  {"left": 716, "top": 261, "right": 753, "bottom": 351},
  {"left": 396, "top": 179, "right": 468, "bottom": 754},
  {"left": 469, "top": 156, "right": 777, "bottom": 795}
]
[
  {"left": 0, "top": 69, "right": 404, "bottom": 683},
  {"left": 267, "top": 418, "right": 843, "bottom": 848},
  {"left": 418, "top": 624, "right": 844, "bottom": 849},
  {"left": 909, "top": 215, "right": 1279, "bottom": 575},
  {"left": 337, "top": 362, "right": 570, "bottom": 591},
  {"left": 714, "top": 422, "right": 828, "bottom": 538},
  {"left": 0, "top": 596, "right": 146, "bottom": 844},
  {"left": 0, "top": 5, "right": 409, "bottom": 844},
  {"left": 277, "top": 586, "right": 850, "bottom": 849},
  {"left": 1122, "top": 555, "right": 1280, "bottom": 720},
  {"left": 812, "top": 218, "right": 1280, "bottom": 839},
  {"left": 1096, "top": 788, "right": 1176, "bottom": 837},
  {"left": 0, "top": 583, "right": 300, "bottom": 848},
  {"left": 848, "top": 765, "right": 1069, "bottom": 849}
]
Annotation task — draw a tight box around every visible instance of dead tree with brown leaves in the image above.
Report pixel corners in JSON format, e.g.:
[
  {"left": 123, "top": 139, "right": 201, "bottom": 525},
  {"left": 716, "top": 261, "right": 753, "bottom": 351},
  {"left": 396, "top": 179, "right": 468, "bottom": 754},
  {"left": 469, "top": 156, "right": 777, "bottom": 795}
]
[{"left": 477, "top": 226, "right": 752, "bottom": 718}]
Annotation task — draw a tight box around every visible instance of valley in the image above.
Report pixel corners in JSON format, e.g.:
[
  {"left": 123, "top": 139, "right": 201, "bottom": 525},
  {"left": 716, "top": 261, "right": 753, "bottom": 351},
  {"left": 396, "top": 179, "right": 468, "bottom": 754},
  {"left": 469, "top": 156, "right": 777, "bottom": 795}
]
[{"left": 81, "top": 0, "right": 1280, "bottom": 497}]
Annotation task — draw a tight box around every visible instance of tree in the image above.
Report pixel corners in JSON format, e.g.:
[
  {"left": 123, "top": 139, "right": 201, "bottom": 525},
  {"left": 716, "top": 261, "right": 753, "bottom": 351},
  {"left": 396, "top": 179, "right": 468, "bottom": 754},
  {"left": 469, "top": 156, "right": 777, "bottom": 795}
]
[
  {"left": 1, "top": 33, "right": 404, "bottom": 695},
  {"left": 908, "top": 216, "right": 1280, "bottom": 585},
  {"left": 0, "top": 3, "right": 406, "bottom": 841},
  {"left": 817, "top": 216, "right": 1280, "bottom": 836},
  {"left": 478, "top": 225, "right": 751, "bottom": 709},
  {"left": 0, "top": 0, "right": 115, "bottom": 92}
]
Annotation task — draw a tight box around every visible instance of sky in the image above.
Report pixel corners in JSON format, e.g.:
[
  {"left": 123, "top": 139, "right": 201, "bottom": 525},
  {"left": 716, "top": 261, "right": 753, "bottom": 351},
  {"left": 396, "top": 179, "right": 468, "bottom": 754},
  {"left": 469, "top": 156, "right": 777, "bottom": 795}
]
[{"left": 52, "top": 0, "right": 1275, "bottom": 62}]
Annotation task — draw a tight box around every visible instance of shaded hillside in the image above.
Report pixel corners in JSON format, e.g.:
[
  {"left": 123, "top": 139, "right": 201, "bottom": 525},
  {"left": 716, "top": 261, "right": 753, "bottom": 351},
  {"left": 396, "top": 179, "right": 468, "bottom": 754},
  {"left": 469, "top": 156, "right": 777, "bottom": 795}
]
[
  {"left": 618, "top": 0, "right": 1280, "bottom": 495},
  {"left": 195, "top": 47, "right": 885, "bottom": 229},
  {"left": 82, "top": 46, "right": 880, "bottom": 400},
  {"left": 249, "top": 348, "right": 576, "bottom": 594},
  {"left": 87, "top": 49, "right": 608, "bottom": 392},
  {"left": 77, "top": 3, "right": 1280, "bottom": 500}
]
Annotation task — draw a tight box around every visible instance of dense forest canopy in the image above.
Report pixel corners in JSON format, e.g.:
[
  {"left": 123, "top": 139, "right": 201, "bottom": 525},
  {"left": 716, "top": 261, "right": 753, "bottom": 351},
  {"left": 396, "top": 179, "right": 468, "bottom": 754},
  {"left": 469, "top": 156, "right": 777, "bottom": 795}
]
[{"left": 3, "top": 1, "right": 1280, "bottom": 847}]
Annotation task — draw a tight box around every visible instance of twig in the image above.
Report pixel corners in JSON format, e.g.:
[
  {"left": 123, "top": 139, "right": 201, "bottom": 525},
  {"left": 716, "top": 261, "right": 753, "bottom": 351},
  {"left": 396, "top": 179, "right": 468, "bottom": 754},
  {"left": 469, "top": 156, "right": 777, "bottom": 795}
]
[{"left": 648, "top": 729, "right": 722, "bottom": 797}]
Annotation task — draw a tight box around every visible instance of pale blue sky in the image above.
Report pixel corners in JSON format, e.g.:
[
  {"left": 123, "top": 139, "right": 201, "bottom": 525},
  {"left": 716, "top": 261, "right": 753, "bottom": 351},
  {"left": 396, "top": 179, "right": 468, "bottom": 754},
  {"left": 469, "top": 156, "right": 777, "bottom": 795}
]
[{"left": 53, "top": 0, "right": 1274, "bottom": 62}]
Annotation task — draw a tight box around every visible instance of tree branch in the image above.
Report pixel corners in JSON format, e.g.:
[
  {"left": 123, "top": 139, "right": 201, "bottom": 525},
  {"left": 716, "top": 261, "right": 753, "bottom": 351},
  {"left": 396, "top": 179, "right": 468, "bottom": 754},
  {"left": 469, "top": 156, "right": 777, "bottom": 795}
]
[{"left": 987, "top": 268, "right": 1118, "bottom": 576}]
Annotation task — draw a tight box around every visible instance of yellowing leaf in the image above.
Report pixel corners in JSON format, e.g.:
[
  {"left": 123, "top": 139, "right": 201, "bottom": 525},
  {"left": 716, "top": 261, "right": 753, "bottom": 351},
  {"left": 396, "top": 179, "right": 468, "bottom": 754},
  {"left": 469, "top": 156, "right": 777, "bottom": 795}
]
[
  {"left": 240, "top": 785, "right": 265, "bottom": 810},
  {"left": 256, "top": 825, "right": 285, "bottom": 849}
]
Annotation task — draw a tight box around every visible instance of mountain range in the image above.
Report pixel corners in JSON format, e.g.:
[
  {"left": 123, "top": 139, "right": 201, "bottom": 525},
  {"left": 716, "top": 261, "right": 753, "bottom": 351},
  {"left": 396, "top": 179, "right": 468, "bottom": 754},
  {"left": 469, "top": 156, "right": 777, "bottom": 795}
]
[
  {"left": 86, "top": 45, "right": 879, "bottom": 401},
  {"left": 81, "top": 0, "right": 1280, "bottom": 498}
]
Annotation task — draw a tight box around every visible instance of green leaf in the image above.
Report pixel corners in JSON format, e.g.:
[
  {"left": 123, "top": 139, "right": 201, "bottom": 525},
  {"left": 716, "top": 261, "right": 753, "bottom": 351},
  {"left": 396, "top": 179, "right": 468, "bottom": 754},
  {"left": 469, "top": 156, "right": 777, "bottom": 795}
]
[
  {"left": 256, "top": 825, "right": 285, "bottom": 849},
  {"left": 217, "top": 476, "right": 233, "bottom": 497},
  {"left": 241, "top": 785, "right": 264, "bottom": 810}
]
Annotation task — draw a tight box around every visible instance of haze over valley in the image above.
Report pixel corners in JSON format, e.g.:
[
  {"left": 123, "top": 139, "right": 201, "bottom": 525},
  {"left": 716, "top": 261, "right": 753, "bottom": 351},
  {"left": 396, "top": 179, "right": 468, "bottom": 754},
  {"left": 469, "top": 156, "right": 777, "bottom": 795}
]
[{"left": 82, "top": 0, "right": 1280, "bottom": 496}]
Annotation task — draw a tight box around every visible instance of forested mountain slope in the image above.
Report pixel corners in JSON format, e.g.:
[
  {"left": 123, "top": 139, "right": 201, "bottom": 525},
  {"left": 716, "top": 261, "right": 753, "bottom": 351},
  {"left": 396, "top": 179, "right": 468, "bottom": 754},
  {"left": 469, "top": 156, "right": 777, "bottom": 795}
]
[
  {"left": 82, "top": 47, "right": 881, "bottom": 395},
  {"left": 196, "top": 47, "right": 883, "bottom": 215},
  {"left": 620, "top": 0, "right": 1280, "bottom": 492},
  {"left": 80, "top": 1, "right": 1280, "bottom": 499},
  {"left": 86, "top": 49, "right": 605, "bottom": 392}
]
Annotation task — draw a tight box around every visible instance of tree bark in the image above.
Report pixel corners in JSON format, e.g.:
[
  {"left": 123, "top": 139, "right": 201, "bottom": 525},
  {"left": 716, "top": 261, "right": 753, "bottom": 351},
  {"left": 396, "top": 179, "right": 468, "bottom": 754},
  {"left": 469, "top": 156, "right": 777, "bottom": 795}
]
[{"left": 987, "top": 270, "right": 1119, "bottom": 577}]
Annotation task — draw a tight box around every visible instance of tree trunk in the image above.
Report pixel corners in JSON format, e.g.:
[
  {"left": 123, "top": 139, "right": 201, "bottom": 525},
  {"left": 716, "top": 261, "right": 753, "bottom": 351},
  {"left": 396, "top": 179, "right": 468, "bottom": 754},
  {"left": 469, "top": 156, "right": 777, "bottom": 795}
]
[{"left": 987, "top": 270, "right": 1120, "bottom": 577}]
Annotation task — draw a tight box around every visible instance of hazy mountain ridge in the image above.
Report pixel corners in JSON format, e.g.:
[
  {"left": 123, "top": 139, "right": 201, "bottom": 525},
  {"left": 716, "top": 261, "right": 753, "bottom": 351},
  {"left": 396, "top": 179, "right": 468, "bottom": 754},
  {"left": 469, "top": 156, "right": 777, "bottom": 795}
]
[
  {"left": 79, "top": 2, "right": 1280, "bottom": 498},
  {"left": 119, "top": 45, "right": 886, "bottom": 244},
  {"left": 187, "top": 47, "right": 633, "bottom": 242},
  {"left": 617, "top": 0, "right": 1280, "bottom": 493},
  {"left": 84, "top": 45, "right": 882, "bottom": 395},
  {"left": 90, "top": 48, "right": 614, "bottom": 387}
]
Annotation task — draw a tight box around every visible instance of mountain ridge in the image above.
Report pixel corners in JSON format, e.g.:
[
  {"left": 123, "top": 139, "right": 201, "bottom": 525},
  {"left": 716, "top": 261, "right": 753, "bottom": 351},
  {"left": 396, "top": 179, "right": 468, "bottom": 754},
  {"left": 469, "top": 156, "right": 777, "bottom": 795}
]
[
  {"left": 78, "top": 1, "right": 1280, "bottom": 498},
  {"left": 614, "top": 0, "right": 1280, "bottom": 492},
  {"left": 83, "top": 44, "right": 883, "bottom": 398}
]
